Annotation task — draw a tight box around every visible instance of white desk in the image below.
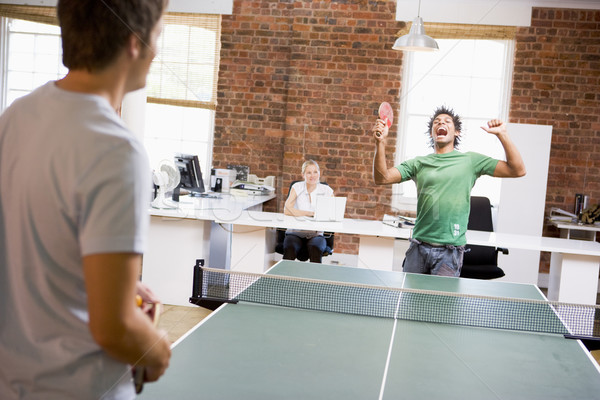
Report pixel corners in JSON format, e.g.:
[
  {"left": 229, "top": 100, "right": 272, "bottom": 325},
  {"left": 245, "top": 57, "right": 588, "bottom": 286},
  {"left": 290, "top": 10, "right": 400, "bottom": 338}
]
[
  {"left": 149, "top": 193, "right": 276, "bottom": 221},
  {"left": 551, "top": 221, "right": 600, "bottom": 241},
  {"left": 210, "top": 209, "right": 412, "bottom": 271},
  {"left": 466, "top": 230, "right": 600, "bottom": 305},
  {"left": 219, "top": 210, "right": 600, "bottom": 305},
  {"left": 144, "top": 201, "right": 600, "bottom": 305},
  {"left": 143, "top": 193, "right": 275, "bottom": 306}
]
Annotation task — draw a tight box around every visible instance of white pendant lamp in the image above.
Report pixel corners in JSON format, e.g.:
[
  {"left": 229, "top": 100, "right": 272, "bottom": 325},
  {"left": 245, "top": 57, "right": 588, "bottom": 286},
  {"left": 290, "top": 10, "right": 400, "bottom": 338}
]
[{"left": 392, "top": 1, "right": 439, "bottom": 52}]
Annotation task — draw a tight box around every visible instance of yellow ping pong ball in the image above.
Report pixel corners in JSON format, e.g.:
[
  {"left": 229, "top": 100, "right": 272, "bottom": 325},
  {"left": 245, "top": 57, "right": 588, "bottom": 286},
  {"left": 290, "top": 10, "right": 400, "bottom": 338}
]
[{"left": 136, "top": 295, "right": 143, "bottom": 307}]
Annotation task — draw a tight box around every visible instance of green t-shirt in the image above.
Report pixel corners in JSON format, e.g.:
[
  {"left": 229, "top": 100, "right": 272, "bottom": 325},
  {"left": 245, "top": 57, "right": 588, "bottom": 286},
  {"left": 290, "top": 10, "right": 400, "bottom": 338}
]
[{"left": 396, "top": 151, "right": 498, "bottom": 246}]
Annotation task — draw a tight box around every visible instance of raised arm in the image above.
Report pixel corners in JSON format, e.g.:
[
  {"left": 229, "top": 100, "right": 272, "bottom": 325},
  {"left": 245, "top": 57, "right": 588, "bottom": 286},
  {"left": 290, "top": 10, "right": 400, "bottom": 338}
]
[
  {"left": 481, "top": 119, "right": 527, "bottom": 178},
  {"left": 372, "top": 118, "right": 402, "bottom": 185}
]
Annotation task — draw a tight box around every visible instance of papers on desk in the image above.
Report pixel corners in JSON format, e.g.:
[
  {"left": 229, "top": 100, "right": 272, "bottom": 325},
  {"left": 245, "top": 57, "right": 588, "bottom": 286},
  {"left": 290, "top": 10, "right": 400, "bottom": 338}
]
[
  {"left": 230, "top": 181, "right": 274, "bottom": 196},
  {"left": 549, "top": 207, "right": 578, "bottom": 223},
  {"left": 383, "top": 214, "right": 415, "bottom": 228}
]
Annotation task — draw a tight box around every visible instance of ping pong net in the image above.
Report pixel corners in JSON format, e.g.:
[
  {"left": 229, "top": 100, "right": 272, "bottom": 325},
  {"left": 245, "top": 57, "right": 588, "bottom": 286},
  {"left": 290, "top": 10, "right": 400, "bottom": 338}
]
[{"left": 190, "top": 266, "right": 600, "bottom": 341}]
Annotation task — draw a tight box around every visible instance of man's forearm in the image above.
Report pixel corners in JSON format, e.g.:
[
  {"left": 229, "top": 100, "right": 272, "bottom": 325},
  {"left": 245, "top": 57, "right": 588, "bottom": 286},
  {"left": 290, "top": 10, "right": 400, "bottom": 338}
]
[
  {"left": 84, "top": 254, "right": 171, "bottom": 375},
  {"left": 373, "top": 141, "right": 389, "bottom": 184},
  {"left": 497, "top": 132, "right": 526, "bottom": 177},
  {"left": 96, "top": 307, "right": 171, "bottom": 368}
]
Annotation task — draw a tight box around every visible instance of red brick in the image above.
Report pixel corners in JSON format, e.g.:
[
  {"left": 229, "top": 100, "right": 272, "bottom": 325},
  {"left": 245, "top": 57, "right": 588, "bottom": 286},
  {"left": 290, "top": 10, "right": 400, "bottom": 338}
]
[{"left": 215, "top": 1, "right": 600, "bottom": 259}]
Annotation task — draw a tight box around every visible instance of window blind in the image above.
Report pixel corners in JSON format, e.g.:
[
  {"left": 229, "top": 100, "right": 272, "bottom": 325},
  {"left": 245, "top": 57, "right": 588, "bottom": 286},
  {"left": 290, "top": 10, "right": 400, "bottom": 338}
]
[
  {"left": 0, "top": 5, "right": 221, "bottom": 110},
  {"left": 0, "top": 5, "right": 56, "bottom": 26},
  {"left": 148, "top": 13, "right": 221, "bottom": 110},
  {"left": 396, "top": 22, "right": 517, "bottom": 40}
]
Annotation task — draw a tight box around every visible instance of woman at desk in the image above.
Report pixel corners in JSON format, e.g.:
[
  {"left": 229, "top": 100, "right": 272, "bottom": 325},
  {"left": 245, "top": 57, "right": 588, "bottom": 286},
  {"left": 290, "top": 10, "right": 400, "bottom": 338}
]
[{"left": 283, "top": 160, "right": 333, "bottom": 263}]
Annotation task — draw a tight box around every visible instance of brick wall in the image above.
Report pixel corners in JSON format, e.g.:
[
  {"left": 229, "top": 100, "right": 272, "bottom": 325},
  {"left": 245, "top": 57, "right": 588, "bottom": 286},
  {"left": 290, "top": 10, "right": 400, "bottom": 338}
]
[
  {"left": 215, "top": 1, "right": 599, "bottom": 257},
  {"left": 512, "top": 7, "right": 599, "bottom": 220},
  {"left": 215, "top": 0, "right": 404, "bottom": 253},
  {"left": 214, "top": 0, "right": 293, "bottom": 200},
  {"left": 511, "top": 7, "right": 600, "bottom": 271}
]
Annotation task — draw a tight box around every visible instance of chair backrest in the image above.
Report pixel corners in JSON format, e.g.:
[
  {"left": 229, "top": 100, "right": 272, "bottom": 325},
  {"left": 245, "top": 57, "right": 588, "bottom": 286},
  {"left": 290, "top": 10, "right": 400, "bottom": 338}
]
[
  {"left": 286, "top": 180, "right": 300, "bottom": 199},
  {"left": 464, "top": 196, "right": 496, "bottom": 265},
  {"left": 467, "top": 196, "right": 494, "bottom": 232},
  {"left": 461, "top": 196, "right": 505, "bottom": 279}
]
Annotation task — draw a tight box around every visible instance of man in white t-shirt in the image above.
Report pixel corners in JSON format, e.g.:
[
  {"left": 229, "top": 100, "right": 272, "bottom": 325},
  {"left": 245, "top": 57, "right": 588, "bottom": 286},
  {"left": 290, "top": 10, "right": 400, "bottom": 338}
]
[{"left": 0, "top": 1, "right": 171, "bottom": 399}]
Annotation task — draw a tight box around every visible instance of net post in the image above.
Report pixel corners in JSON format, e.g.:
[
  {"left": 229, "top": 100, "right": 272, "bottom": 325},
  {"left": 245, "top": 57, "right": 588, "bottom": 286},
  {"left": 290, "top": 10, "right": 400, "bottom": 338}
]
[
  {"left": 189, "top": 261, "right": 238, "bottom": 310},
  {"left": 189, "top": 259, "right": 204, "bottom": 305}
]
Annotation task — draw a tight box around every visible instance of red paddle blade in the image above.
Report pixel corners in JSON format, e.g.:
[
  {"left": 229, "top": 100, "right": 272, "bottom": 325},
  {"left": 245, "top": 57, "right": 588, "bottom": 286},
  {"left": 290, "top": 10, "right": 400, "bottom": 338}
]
[{"left": 378, "top": 102, "right": 393, "bottom": 128}]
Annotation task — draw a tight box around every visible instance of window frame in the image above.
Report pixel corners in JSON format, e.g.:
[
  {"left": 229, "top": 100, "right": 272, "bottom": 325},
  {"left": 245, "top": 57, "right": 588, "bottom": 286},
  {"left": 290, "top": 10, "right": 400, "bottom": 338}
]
[
  {"left": 392, "top": 37, "right": 515, "bottom": 212},
  {"left": 141, "top": 14, "right": 221, "bottom": 183},
  {"left": 0, "top": 11, "right": 221, "bottom": 187},
  {"left": 0, "top": 17, "right": 66, "bottom": 111}
]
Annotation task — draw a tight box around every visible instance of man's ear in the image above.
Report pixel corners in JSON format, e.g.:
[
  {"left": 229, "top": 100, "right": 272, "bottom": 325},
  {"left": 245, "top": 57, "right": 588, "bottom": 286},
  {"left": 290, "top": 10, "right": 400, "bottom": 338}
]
[{"left": 126, "top": 33, "right": 141, "bottom": 59}]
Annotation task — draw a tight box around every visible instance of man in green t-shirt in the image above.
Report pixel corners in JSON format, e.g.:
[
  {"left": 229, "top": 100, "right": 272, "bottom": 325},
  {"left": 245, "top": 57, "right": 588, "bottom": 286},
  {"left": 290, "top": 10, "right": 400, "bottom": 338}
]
[{"left": 372, "top": 106, "right": 526, "bottom": 276}]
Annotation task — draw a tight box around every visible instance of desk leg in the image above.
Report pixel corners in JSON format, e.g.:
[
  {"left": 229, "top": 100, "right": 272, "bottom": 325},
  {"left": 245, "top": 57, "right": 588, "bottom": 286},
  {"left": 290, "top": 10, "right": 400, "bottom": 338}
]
[
  {"left": 549, "top": 252, "right": 599, "bottom": 305},
  {"left": 230, "top": 225, "right": 268, "bottom": 273},
  {"left": 358, "top": 236, "right": 395, "bottom": 271},
  {"left": 209, "top": 221, "right": 231, "bottom": 270}
]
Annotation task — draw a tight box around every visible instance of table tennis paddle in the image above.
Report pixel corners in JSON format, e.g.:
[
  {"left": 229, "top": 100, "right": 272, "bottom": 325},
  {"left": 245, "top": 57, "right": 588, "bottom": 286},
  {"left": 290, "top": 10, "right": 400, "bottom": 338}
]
[
  {"left": 134, "top": 295, "right": 162, "bottom": 394},
  {"left": 376, "top": 102, "right": 393, "bottom": 138},
  {"left": 378, "top": 102, "right": 393, "bottom": 128}
]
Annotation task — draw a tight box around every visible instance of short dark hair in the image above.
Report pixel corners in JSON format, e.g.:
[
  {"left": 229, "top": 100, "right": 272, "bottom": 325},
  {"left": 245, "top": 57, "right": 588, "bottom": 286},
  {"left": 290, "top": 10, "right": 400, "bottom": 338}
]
[
  {"left": 426, "top": 105, "right": 463, "bottom": 149},
  {"left": 57, "top": 0, "right": 168, "bottom": 72}
]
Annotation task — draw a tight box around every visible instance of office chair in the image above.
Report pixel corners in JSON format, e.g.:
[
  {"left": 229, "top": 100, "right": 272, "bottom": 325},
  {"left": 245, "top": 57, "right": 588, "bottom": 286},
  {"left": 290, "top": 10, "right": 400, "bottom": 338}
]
[
  {"left": 274, "top": 180, "right": 334, "bottom": 261},
  {"left": 460, "top": 196, "right": 508, "bottom": 280}
]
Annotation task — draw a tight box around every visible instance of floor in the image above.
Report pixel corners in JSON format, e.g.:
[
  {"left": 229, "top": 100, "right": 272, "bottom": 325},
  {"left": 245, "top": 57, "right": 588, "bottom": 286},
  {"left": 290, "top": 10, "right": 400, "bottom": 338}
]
[{"left": 157, "top": 304, "right": 212, "bottom": 344}]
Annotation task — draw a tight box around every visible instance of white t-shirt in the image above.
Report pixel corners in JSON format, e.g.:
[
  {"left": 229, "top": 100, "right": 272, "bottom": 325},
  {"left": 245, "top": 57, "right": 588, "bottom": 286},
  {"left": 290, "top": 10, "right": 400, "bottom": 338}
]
[
  {"left": 286, "top": 181, "right": 333, "bottom": 238},
  {"left": 0, "top": 82, "right": 150, "bottom": 399}
]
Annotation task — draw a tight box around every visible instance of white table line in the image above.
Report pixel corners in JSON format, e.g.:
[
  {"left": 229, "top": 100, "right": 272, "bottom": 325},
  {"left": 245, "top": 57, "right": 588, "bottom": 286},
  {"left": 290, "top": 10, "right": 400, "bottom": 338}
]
[{"left": 379, "top": 274, "right": 406, "bottom": 400}]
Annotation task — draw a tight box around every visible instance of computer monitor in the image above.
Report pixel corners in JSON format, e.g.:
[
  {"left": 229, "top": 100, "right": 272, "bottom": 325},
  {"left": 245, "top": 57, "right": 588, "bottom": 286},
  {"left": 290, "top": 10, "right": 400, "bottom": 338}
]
[{"left": 174, "top": 153, "right": 205, "bottom": 197}]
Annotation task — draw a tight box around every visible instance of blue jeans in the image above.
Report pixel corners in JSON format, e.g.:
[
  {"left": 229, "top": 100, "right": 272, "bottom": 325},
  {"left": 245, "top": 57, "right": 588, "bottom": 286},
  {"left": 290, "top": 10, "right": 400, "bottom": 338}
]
[
  {"left": 283, "top": 234, "right": 327, "bottom": 263},
  {"left": 402, "top": 238, "right": 465, "bottom": 277}
]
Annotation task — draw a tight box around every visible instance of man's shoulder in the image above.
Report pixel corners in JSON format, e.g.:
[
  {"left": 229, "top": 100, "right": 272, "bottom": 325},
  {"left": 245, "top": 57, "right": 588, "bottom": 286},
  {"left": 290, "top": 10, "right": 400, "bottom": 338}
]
[
  {"left": 403, "top": 153, "right": 433, "bottom": 164},
  {"left": 0, "top": 82, "right": 51, "bottom": 117},
  {"left": 461, "top": 151, "right": 496, "bottom": 164}
]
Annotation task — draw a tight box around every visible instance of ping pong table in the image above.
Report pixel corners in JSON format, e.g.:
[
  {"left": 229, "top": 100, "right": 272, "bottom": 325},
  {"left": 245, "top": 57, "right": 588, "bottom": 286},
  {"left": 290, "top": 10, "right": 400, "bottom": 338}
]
[{"left": 139, "top": 260, "right": 600, "bottom": 399}]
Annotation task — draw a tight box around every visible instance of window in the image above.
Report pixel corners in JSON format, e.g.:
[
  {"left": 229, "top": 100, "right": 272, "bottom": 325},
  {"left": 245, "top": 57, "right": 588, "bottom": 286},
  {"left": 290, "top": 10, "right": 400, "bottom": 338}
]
[
  {"left": 0, "top": 12, "right": 221, "bottom": 186},
  {"left": 393, "top": 38, "right": 514, "bottom": 211},
  {"left": 143, "top": 15, "right": 221, "bottom": 184},
  {"left": 0, "top": 18, "right": 66, "bottom": 109}
]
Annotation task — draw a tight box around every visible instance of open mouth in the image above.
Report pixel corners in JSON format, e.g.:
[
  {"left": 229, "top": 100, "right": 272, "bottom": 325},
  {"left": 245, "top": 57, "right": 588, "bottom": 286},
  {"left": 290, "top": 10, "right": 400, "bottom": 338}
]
[{"left": 436, "top": 126, "right": 448, "bottom": 137}]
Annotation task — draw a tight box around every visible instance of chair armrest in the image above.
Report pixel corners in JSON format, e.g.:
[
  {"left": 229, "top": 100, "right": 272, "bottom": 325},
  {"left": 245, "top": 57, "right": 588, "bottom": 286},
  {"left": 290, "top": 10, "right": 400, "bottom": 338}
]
[
  {"left": 496, "top": 247, "right": 509, "bottom": 255},
  {"left": 324, "top": 232, "right": 335, "bottom": 249}
]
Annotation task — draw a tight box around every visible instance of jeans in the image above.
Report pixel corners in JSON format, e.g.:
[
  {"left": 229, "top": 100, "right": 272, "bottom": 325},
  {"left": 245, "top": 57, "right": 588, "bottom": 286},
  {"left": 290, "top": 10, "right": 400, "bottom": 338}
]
[
  {"left": 402, "top": 238, "right": 465, "bottom": 277},
  {"left": 283, "top": 234, "right": 327, "bottom": 263}
]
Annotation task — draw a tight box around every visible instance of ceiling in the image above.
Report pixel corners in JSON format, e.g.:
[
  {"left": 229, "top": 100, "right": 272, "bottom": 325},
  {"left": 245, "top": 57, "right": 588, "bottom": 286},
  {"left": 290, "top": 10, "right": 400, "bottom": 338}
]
[{"left": 396, "top": 0, "right": 600, "bottom": 26}]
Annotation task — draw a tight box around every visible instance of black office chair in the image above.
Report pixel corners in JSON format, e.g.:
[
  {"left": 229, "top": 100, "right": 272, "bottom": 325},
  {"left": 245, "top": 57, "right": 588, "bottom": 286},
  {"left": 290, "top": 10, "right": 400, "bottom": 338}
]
[
  {"left": 274, "top": 180, "right": 334, "bottom": 261},
  {"left": 460, "top": 196, "right": 508, "bottom": 280}
]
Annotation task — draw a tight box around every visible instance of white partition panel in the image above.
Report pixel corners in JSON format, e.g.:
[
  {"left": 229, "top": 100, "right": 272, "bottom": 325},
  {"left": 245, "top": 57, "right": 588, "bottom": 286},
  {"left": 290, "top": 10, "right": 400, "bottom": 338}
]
[{"left": 496, "top": 123, "right": 552, "bottom": 284}]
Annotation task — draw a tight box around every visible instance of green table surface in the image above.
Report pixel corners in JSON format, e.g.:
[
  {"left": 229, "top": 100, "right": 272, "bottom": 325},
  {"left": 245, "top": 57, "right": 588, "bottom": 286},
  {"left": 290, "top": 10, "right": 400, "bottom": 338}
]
[{"left": 139, "top": 261, "right": 600, "bottom": 400}]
